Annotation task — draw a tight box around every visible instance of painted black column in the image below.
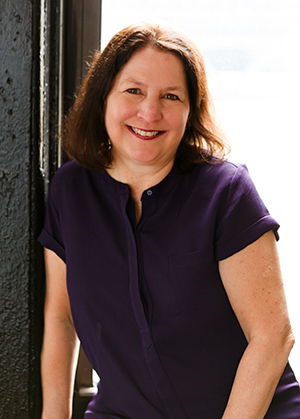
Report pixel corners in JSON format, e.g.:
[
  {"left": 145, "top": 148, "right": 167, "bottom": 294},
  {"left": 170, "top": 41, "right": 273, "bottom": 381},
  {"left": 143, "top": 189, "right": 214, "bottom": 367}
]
[
  {"left": 0, "top": 1, "right": 43, "bottom": 418},
  {"left": 0, "top": 0, "right": 101, "bottom": 418}
]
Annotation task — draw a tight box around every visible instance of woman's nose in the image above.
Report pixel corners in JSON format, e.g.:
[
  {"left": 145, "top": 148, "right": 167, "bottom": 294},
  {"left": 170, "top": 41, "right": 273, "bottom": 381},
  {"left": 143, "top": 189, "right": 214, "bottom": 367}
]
[{"left": 137, "top": 97, "right": 163, "bottom": 123}]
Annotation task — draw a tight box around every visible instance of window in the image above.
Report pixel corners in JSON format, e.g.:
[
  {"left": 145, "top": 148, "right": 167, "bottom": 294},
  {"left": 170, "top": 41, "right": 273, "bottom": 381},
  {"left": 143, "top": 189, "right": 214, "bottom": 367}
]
[{"left": 102, "top": 0, "right": 300, "bottom": 376}]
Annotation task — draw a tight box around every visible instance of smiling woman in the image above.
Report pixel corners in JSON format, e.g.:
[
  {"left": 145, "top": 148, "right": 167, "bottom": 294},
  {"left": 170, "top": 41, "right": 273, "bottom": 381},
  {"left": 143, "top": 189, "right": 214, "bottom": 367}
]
[
  {"left": 104, "top": 46, "right": 191, "bottom": 222},
  {"left": 39, "top": 22, "right": 300, "bottom": 419},
  {"left": 104, "top": 47, "right": 190, "bottom": 183},
  {"left": 63, "top": 23, "right": 227, "bottom": 175}
]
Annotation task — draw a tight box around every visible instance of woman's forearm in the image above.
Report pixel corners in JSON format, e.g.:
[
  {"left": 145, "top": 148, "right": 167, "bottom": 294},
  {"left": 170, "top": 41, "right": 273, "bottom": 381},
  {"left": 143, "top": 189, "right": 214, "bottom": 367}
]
[
  {"left": 219, "top": 232, "right": 296, "bottom": 419},
  {"left": 221, "top": 332, "right": 294, "bottom": 419},
  {"left": 41, "top": 316, "right": 80, "bottom": 419}
]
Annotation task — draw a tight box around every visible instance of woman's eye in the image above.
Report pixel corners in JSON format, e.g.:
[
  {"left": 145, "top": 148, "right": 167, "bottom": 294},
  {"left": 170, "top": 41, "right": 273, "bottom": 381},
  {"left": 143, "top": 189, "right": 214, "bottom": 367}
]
[
  {"left": 164, "top": 93, "right": 180, "bottom": 101},
  {"left": 126, "top": 88, "right": 141, "bottom": 94}
]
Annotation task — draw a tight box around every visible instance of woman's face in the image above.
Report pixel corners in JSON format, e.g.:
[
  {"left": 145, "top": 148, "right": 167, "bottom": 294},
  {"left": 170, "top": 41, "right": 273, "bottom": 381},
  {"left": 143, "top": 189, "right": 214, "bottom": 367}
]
[{"left": 105, "top": 46, "right": 190, "bottom": 172}]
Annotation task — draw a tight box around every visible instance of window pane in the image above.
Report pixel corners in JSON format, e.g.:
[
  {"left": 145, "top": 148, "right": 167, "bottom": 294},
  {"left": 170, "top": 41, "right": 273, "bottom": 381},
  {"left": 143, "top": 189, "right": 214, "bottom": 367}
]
[{"left": 101, "top": 0, "right": 300, "bottom": 377}]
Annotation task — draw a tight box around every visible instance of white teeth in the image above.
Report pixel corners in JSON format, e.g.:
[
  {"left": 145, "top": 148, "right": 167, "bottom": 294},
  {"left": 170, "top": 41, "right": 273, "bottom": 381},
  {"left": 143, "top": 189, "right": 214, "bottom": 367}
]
[{"left": 131, "top": 127, "right": 160, "bottom": 137}]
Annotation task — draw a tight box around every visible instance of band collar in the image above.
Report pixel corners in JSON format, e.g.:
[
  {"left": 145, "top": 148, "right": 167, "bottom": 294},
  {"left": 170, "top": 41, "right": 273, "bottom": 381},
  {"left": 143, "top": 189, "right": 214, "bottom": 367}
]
[{"left": 99, "top": 167, "right": 181, "bottom": 198}]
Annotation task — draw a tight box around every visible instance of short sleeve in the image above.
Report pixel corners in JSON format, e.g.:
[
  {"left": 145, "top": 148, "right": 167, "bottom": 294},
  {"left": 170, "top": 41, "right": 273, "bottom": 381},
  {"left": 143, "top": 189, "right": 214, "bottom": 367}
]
[
  {"left": 215, "top": 164, "right": 279, "bottom": 261},
  {"left": 38, "top": 179, "right": 66, "bottom": 262}
]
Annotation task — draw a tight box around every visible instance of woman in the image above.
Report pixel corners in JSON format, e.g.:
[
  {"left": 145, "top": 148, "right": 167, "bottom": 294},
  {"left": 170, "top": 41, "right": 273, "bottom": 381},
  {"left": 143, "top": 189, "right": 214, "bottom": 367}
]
[{"left": 39, "top": 23, "right": 300, "bottom": 419}]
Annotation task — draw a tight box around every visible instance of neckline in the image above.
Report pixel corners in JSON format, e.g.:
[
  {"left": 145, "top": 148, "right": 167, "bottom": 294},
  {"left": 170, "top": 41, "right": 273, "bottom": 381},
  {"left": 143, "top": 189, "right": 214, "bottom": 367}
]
[{"left": 99, "top": 167, "right": 181, "bottom": 197}]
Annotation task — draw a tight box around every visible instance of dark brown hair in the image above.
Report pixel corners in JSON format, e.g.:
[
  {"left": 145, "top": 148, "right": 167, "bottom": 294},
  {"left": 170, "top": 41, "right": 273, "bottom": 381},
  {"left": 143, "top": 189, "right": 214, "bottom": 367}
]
[{"left": 63, "top": 22, "right": 230, "bottom": 172}]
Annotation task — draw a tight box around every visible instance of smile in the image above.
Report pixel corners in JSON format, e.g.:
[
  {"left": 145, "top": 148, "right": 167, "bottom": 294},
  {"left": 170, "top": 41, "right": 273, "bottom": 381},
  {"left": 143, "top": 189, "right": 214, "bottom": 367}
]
[{"left": 129, "top": 126, "right": 164, "bottom": 138}]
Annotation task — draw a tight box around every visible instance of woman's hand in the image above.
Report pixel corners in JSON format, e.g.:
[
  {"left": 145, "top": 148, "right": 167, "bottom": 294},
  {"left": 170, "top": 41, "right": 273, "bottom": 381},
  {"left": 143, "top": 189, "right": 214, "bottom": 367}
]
[
  {"left": 41, "top": 249, "right": 80, "bottom": 419},
  {"left": 219, "top": 231, "right": 295, "bottom": 419}
]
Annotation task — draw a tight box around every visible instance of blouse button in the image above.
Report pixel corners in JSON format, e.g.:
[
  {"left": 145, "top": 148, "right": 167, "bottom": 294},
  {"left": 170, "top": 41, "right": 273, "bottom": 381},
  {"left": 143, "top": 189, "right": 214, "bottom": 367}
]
[{"left": 146, "top": 189, "right": 153, "bottom": 196}]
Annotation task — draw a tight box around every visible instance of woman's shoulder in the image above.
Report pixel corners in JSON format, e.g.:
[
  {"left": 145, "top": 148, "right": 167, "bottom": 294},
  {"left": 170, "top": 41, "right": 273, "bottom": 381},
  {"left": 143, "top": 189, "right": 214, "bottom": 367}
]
[
  {"left": 49, "top": 160, "right": 102, "bottom": 189},
  {"left": 193, "top": 158, "right": 250, "bottom": 184},
  {"left": 51, "top": 160, "right": 87, "bottom": 181},
  {"left": 47, "top": 161, "right": 108, "bottom": 205},
  {"left": 188, "top": 159, "right": 259, "bottom": 205}
]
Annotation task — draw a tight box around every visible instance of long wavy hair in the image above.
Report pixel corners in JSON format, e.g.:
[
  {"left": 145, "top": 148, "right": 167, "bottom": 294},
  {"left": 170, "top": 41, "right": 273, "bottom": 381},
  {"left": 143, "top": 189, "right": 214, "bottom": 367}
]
[{"left": 63, "top": 22, "right": 230, "bottom": 172}]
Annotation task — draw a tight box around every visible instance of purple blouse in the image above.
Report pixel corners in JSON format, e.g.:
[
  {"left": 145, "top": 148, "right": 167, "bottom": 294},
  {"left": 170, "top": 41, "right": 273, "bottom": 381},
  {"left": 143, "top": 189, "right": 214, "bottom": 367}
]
[{"left": 38, "top": 159, "right": 300, "bottom": 418}]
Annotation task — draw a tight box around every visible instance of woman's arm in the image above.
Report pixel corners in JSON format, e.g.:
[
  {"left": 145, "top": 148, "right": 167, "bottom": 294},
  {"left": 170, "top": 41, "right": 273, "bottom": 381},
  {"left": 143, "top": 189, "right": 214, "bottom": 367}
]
[
  {"left": 219, "top": 231, "right": 295, "bottom": 419},
  {"left": 41, "top": 248, "right": 80, "bottom": 419}
]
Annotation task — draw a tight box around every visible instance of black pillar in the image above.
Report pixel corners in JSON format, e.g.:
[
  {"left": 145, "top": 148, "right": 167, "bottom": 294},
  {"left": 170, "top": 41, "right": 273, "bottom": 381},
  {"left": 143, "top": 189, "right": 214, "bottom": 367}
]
[
  {"left": 0, "top": 1, "right": 43, "bottom": 418},
  {"left": 0, "top": 0, "right": 101, "bottom": 418}
]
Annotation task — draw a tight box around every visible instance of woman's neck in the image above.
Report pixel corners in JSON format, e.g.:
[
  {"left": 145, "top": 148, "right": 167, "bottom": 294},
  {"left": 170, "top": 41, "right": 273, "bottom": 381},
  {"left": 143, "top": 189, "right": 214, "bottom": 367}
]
[
  {"left": 106, "top": 160, "right": 174, "bottom": 224},
  {"left": 107, "top": 161, "right": 173, "bottom": 198}
]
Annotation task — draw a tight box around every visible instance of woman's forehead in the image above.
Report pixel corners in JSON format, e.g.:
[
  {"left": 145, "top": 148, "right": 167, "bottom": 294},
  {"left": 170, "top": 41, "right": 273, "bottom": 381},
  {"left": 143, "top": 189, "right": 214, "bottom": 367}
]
[{"left": 115, "top": 46, "right": 187, "bottom": 84}]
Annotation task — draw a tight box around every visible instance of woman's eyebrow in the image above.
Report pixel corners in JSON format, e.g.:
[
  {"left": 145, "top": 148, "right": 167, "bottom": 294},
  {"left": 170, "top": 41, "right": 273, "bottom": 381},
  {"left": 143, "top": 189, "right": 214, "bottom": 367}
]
[
  {"left": 120, "top": 77, "right": 186, "bottom": 93},
  {"left": 119, "top": 77, "right": 144, "bottom": 86},
  {"left": 165, "top": 86, "right": 186, "bottom": 93}
]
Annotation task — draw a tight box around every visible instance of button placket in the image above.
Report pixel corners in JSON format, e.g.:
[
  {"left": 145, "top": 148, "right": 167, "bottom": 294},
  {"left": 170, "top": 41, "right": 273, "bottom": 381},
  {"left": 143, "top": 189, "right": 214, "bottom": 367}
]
[{"left": 119, "top": 191, "right": 188, "bottom": 419}]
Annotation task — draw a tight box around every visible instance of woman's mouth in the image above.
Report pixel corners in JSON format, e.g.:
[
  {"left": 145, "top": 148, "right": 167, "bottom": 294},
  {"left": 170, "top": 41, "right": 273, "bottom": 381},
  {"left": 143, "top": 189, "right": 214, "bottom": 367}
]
[{"left": 128, "top": 126, "right": 164, "bottom": 139}]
